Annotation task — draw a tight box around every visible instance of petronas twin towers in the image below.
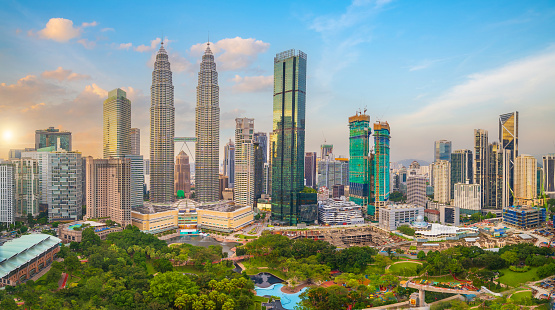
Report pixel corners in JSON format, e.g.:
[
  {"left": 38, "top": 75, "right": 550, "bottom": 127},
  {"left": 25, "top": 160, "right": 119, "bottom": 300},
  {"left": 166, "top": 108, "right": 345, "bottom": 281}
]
[{"left": 149, "top": 42, "right": 220, "bottom": 204}]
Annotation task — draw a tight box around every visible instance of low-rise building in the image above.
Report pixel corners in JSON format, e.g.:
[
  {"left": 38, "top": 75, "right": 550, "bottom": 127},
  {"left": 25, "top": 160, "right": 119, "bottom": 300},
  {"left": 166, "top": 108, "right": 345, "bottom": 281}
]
[
  {"left": 424, "top": 209, "right": 440, "bottom": 223},
  {"left": 0, "top": 234, "right": 61, "bottom": 286},
  {"left": 379, "top": 204, "right": 424, "bottom": 231},
  {"left": 414, "top": 223, "right": 479, "bottom": 242},
  {"left": 58, "top": 220, "right": 123, "bottom": 243},
  {"left": 502, "top": 205, "right": 546, "bottom": 229},
  {"left": 131, "top": 205, "right": 178, "bottom": 234},
  {"left": 318, "top": 197, "right": 364, "bottom": 225},
  {"left": 197, "top": 201, "right": 253, "bottom": 233}
]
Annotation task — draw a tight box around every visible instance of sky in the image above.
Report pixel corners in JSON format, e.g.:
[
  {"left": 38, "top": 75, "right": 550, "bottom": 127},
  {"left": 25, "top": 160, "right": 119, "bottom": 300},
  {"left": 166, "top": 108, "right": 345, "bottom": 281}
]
[{"left": 1, "top": 0, "right": 555, "bottom": 164}]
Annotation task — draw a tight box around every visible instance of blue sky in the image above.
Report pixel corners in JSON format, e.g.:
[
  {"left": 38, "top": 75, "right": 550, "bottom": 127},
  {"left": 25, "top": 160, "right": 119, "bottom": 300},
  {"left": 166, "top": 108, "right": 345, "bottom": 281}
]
[{"left": 1, "top": 0, "right": 555, "bottom": 163}]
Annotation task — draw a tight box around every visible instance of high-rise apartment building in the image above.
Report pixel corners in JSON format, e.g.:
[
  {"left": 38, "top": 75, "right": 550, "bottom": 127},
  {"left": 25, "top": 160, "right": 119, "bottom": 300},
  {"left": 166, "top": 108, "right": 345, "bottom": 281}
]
[
  {"left": 223, "top": 140, "right": 235, "bottom": 188},
  {"left": 47, "top": 151, "right": 83, "bottom": 222},
  {"left": 130, "top": 128, "right": 140, "bottom": 156},
  {"left": 454, "top": 183, "right": 481, "bottom": 214},
  {"left": 234, "top": 118, "right": 255, "bottom": 207},
  {"left": 254, "top": 142, "right": 265, "bottom": 200},
  {"left": 195, "top": 42, "right": 220, "bottom": 203},
  {"left": 304, "top": 152, "right": 317, "bottom": 188},
  {"left": 175, "top": 151, "right": 191, "bottom": 197},
  {"left": 85, "top": 157, "right": 131, "bottom": 226},
  {"left": 537, "top": 167, "right": 544, "bottom": 198},
  {"left": 499, "top": 112, "right": 518, "bottom": 208},
  {"left": 35, "top": 127, "right": 72, "bottom": 151},
  {"left": 432, "top": 160, "right": 451, "bottom": 204},
  {"left": 488, "top": 142, "right": 502, "bottom": 208},
  {"left": 348, "top": 112, "right": 371, "bottom": 209},
  {"left": 451, "top": 149, "right": 472, "bottom": 199},
  {"left": 544, "top": 154, "right": 555, "bottom": 198},
  {"left": 124, "top": 155, "right": 144, "bottom": 208},
  {"left": 150, "top": 43, "right": 175, "bottom": 204},
  {"left": 103, "top": 88, "right": 131, "bottom": 158},
  {"left": 407, "top": 175, "right": 427, "bottom": 208},
  {"left": 13, "top": 158, "right": 39, "bottom": 217},
  {"left": 317, "top": 158, "right": 349, "bottom": 189},
  {"left": 434, "top": 140, "right": 452, "bottom": 162},
  {"left": 0, "top": 161, "right": 15, "bottom": 224},
  {"left": 21, "top": 151, "right": 49, "bottom": 205},
  {"left": 270, "top": 49, "right": 310, "bottom": 225},
  {"left": 321, "top": 144, "right": 333, "bottom": 160},
  {"left": 473, "top": 129, "right": 489, "bottom": 207},
  {"left": 514, "top": 154, "right": 536, "bottom": 206},
  {"left": 374, "top": 121, "right": 391, "bottom": 204}
]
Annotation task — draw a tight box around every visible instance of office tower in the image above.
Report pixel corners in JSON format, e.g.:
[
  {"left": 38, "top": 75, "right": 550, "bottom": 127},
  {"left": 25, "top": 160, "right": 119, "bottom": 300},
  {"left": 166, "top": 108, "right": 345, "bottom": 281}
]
[
  {"left": 234, "top": 118, "right": 255, "bottom": 207},
  {"left": 103, "top": 88, "right": 131, "bottom": 158},
  {"left": 0, "top": 161, "right": 15, "bottom": 224},
  {"left": 544, "top": 155, "right": 555, "bottom": 198},
  {"left": 150, "top": 43, "right": 175, "bottom": 204},
  {"left": 488, "top": 142, "right": 503, "bottom": 208},
  {"left": 263, "top": 163, "right": 270, "bottom": 195},
  {"left": 537, "top": 167, "right": 544, "bottom": 198},
  {"left": 451, "top": 149, "right": 473, "bottom": 199},
  {"left": 143, "top": 159, "right": 150, "bottom": 195},
  {"left": 304, "top": 152, "right": 317, "bottom": 188},
  {"left": 407, "top": 175, "right": 427, "bottom": 208},
  {"left": 218, "top": 175, "right": 229, "bottom": 200},
  {"left": 124, "top": 155, "right": 144, "bottom": 208},
  {"left": 454, "top": 183, "right": 481, "bottom": 214},
  {"left": 8, "top": 149, "right": 22, "bottom": 161},
  {"left": 175, "top": 151, "right": 191, "bottom": 197},
  {"left": 499, "top": 111, "right": 519, "bottom": 208},
  {"left": 374, "top": 121, "right": 391, "bottom": 204},
  {"left": 47, "top": 151, "right": 83, "bottom": 221},
  {"left": 514, "top": 154, "right": 536, "bottom": 206},
  {"left": 432, "top": 160, "right": 451, "bottom": 204},
  {"left": 223, "top": 140, "right": 235, "bottom": 188},
  {"left": 270, "top": 49, "right": 309, "bottom": 225},
  {"left": 317, "top": 157, "right": 349, "bottom": 188},
  {"left": 35, "top": 127, "right": 72, "bottom": 151},
  {"left": 332, "top": 184, "right": 345, "bottom": 198},
  {"left": 321, "top": 144, "right": 333, "bottom": 160},
  {"left": 130, "top": 128, "right": 140, "bottom": 156},
  {"left": 254, "top": 142, "right": 264, "bottom": 200},
  {"left": 473, "top": 129, "right": 489, "bottom": 207},
  {"left": 348, "top": 112, "right": 371, "bottom": 209},
  {"left": 195, "top": 42, "right": 220, "bottom": 203},
  {"left": 254, "top": 132, "right": 268, "bottom": 163},
  {"left": 434, "top": 140, "right": 452, "bottom": 162},
  {"left": 85, "top": 157, "right": 131, "bottom": 226},
  {"left": 13, "top": 158, "right": 39, "bottom": 217}
]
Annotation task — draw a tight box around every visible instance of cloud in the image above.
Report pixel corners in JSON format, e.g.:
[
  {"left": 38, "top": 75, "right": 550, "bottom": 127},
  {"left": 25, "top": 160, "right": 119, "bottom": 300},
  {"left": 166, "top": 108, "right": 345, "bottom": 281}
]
[
  {"left": 21, "top": 102, "right": 45, "bottom": 113},
  {"left": 37, "top": 18, "right": 82, "bottom": 42},
  {"left": 190, "top": 37, "right": 270, "bottom": 70},
  {"left": 41, "top": 67, "right": 91, "bottom": 81},
  {"left": 231, "top": 75, "right": 272, "bottom": 93},
  {"left": 392, "top": 47, "right": 555, "bottom": 161},
  {"left": 0, "top": 75, "right": 66, "bottom": 112},
  {"left": 77, "top": 38, "right": 96, "bottom": 49},
  {"left": 221, "top": 108, "right": 247, "bottom": 129},
  {"left": 135, "top": 37, "right": 162, "bottom": 52},
  {"left": 81, "top": 21, "right": 98, "bottom": 28},
  {"left": 83, "top": 83, "right": 108, "bottom": 98},
  {"left": 118, "top": 43, "right": 132, "bottom": 50},
  {"left": 101, "top": 27, "right": 115, "bottom": 32}
]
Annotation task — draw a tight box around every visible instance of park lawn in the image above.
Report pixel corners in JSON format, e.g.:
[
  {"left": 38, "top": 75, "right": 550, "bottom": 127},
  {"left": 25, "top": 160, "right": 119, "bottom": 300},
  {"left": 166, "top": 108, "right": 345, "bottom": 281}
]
[
  {"left": 145, "top": 261, "right": 156, "bottom": 275},
  {"left": 237, "top": 234, "right": 257, "bottom": 240},
  {"left": 174, "top": 265, "right": 204, "bottom": 274},
  {"left": 510, "top": 290, "right": 533, "bottom": 301},
  {"left": 388, "top": 262, "right": 420, "bottom": 273},
  {"left": 498, "top": 267, "right": 539, "bottom": 287},
  {"left": 249, "top": 296, "right": 269, "bottom": 310}
]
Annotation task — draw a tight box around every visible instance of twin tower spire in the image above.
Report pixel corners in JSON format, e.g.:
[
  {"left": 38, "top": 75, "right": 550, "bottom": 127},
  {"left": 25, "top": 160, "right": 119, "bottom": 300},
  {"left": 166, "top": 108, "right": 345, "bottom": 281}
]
[{"left": 149, "top": 40, "right": 219, "bottom": 204}]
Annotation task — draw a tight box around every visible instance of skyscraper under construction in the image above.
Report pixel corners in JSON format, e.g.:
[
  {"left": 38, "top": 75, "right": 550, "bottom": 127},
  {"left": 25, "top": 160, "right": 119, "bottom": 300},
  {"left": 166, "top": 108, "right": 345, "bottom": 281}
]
[{"left": 348, "top": 112, "right": 371, "bottom": 212}]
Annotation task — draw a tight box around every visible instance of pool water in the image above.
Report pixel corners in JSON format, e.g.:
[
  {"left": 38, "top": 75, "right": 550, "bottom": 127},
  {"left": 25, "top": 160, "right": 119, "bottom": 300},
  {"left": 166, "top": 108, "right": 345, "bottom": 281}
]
[
  {"left": 68, "top": 224, "right": 82, "bottom": 230},
  {"left": 255, "top": 283, "right": 308, "bottom": 310}
]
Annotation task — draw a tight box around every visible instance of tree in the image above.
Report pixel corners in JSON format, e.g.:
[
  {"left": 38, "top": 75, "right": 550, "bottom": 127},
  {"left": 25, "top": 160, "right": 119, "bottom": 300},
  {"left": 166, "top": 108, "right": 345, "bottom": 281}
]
[
  {"left": 417, "top": 250, "right": 426, "bottom": 260},
  {"left": 63, "top": 254, "right": 80, "bottom": 278},
  {"left": 145, "top": 272, "right": 199, "bottom": 306},
  {"left": 500, "top": 251, "right": 518, "bottom": 266},
  {"left": 0, "top": 297, "right": 17, "bottom": 310},
  {"left": 397, "top": 225, "right": 415, "bottom": 236}
]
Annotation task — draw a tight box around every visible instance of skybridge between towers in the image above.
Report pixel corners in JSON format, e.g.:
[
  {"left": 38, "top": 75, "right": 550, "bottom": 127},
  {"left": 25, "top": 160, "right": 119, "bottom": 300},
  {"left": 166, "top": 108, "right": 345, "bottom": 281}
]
[{"left": 174, "top": 137, "right": 197, "bottom": 160}]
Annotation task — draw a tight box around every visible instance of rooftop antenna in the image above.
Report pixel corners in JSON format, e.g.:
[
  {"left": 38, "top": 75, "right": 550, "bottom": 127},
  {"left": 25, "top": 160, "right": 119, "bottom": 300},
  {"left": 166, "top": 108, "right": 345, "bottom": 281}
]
[
  {"left": 364, "top": 105, "right": 367, "bottom": 115},
  {"left": 322, "top": 130, "right": 326, "bottom": 144},
  {"left": 161, "top": 30, "right": 164, "bottom": 45}
]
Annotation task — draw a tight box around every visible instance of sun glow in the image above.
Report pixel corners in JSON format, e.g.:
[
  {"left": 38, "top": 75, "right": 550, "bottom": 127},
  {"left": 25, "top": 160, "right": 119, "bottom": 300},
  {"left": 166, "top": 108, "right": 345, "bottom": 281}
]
[{"left": 2, "top": 130, "right": 13, "bottom": 142}]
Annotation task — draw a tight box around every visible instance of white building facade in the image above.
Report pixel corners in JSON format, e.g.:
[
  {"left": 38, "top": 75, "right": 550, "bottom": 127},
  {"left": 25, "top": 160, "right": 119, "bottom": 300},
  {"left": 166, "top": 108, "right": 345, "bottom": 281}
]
[
  {"left": 432, "top": 160, "right": 451, "bottom": 204},
  {"left": 454, "top": 183, "right": 481, "bottom": 214},
  {"left": 0, "top": 161, "right": 15, "bottom": 224},
  {"left": 318, "top": 197, "right": 364, "bottom": 225},
  {"left": 234, "top": 118, "right": 255, "bottom": 207},
  {"left": 379, "top": 204, "right": 424, "bottom": 231},
  {"left": 407, "top": 175, "right": 427, "bottom": 208}
]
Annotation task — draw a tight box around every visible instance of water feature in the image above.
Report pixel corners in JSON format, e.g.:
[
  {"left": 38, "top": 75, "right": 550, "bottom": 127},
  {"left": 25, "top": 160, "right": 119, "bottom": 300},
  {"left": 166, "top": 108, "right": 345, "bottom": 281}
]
[
  {"left": 255, "top": 283, "right": 308, "bottom": 310},
  {"left": 166, "top": 235, "right": 239, "bottom": 256},
  {"left": 250, "top": 272, "right": 284, "bottom": 288}
]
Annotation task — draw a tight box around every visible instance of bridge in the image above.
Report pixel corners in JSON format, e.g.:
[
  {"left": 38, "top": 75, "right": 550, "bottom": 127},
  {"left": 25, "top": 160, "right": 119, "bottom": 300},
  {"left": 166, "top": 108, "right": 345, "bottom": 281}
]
[{"left": 405, "top": 282, "right": 480, "bottom": 295}]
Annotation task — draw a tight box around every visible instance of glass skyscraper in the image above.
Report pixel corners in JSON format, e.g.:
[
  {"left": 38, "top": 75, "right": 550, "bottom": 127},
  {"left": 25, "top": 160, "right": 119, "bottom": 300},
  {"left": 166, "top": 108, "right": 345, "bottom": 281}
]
[
  {"left": 451, "top": 149, "right": 473, "bottom": 199},
  {"left": 434, "top": 140, "right": 452, "bottom": 162},
  {"left": 374, "top": 121, "right": 391, "bottom": 203},
  {"left": 270, "top": 49, "right": 309, "bottom": 225},
  {"left": 195, "top": 42, "right": 220, "bottom": 203},
  {"left": 103, "top": 88, "right": 131, "bottom": 159},
  {"left": 348, "top": 112, "right": 371, "bottom": 209},
  {"left": 499, "top": 111, "right": 518, "bottom": 208},
  {"left": 149, "top": 43, "right": 175, "bottom": 203}
]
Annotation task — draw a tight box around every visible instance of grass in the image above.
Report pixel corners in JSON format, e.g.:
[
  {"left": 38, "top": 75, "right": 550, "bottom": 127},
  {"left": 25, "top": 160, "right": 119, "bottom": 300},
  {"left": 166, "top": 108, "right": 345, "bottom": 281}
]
[
  {"left": 249, "top": 296, "right": 269, "bottom": 310},
  {"left": 388, "top": 262, "right": 420, "bottom": 275},
  {"left": 174, "top": 265, "right": 203, "bottom": 274},
  {"left": 236, "top": 234, "right": 258, "bottom": 240},
  {"left": 145, "top": 261, "right": 156, "bottom": 275},
  {"left": 510, "top": 290, "right": 533, "bottom": 301},
  {"left": 498, "top": 267, "right": 539, "bottom": 287}
]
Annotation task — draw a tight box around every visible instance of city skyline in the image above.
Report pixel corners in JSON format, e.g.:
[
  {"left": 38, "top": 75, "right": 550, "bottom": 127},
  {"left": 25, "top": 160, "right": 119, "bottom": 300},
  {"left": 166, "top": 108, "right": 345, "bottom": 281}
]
[{"left": 1, "top": 1, "right": 555, "bottom": 163}]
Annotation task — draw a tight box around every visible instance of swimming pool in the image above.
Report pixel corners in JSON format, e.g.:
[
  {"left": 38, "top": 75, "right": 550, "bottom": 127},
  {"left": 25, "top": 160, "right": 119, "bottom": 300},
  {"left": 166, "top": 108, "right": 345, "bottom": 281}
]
[
  {"left": 68, "top": 224, "right": 82, "bottom": 230},
  {"left": 255, "top": 283, "right": 308, "bottom": 310}
]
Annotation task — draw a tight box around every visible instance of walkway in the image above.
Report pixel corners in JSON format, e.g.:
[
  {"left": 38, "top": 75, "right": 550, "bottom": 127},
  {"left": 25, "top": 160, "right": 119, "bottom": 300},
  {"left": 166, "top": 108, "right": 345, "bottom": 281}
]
[
  {"left": 385, "top": 260, "right": 422, "bottom": 270},
  {"left": 406, "top": 281, "right": 480, "bottom": 295}
]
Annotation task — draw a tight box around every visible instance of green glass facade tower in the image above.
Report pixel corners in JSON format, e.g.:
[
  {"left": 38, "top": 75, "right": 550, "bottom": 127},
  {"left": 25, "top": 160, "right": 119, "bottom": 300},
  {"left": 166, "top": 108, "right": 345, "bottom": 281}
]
[
  {"left": 348, "top": 113, "right": 371, "bottom": 210},
  {"left": 270, "top": 49, "right": 309, "bottom": 225},
  {"left": 374, "top": 121, "right": 391, "bottom": 203}
]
